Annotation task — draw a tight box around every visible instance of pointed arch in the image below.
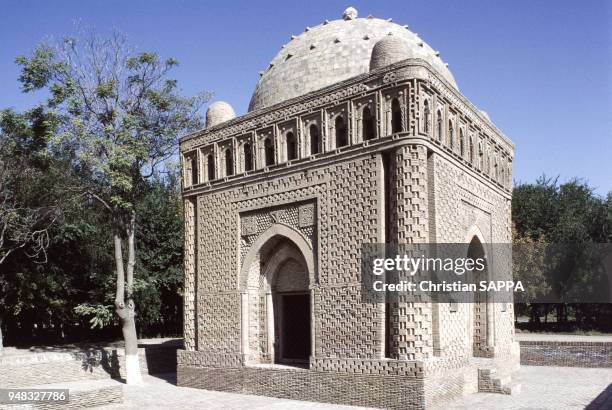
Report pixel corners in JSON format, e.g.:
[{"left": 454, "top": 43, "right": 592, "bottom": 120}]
[
  {"left": 391, "top": 98, "right": 402, "bottom": 133},
  {"left": 335, "top": 115, "right": 348, "bottom": 147},
  {"left": 264, "top": 137, "right": 275, "bottom": 166},
  {"left": 206, "top": 154, "right": 215, "bottom": 181},
  {"left": 423, "top": 99, "right": 431, "bottom": 134},
  {"left": 225, "top": 148, "right": 234, "bottom": 176},
  {"left": 286, "top": 131, "right": 297, "bottom": 161},
  {"left": 243, "top": 142, "right": 253, "bottom": 171},
  {"left": 239, "top": 223, "right": 315, "bottom": 290},
  {"left": 436, "top": 110, "right": 443, "bottom": 141},
  {"left": 309, "top": 124, "right": 320, "bottom": 155},
  {"left": 362, "top": 106, "right": 375, "bottom": 140}
]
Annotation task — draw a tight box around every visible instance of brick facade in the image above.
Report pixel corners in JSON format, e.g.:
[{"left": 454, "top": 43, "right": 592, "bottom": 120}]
[{"left": 179, "top": 10, "right": 518, "bottom": 409}]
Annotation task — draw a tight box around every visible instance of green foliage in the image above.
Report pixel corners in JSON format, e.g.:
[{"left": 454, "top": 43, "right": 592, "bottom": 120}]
[
  {"left": 1, "top": 164, "right": 185, "bottom": 344},
  {"left": 0, "top": 107, "right": 63, "bottom": 265},
  {"left": 74, "top": 304, "right": 114, "bottom": 329},
  {"left": 15, "top": 46, "right": 57, "bottom": 92},
  {"left": 513, "top": 176, "right": 612, "bottom": 330},
  {"left": 1, "top": 29, "right": 201, "bottom": 345},
  {"left": 512, "top": 225, "right": 550, "bottom": 302},
  {"left": 513, "top": 176, "right": 611, "bottom": 243},
  {"left": 133, "top": 168, "right": 184, "bottom": 328},
  {"left": 15, "top": 30, "right": 209, "bottom": 215}
]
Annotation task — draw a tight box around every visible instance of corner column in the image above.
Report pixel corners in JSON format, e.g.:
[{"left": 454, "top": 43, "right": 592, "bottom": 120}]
[{"left": 183, "top": 196, "right": 198, "bottom": 351}]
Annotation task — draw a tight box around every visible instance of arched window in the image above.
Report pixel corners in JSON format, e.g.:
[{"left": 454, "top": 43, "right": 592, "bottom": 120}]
[
  {"left": 225, "top": 148, "right": 234, "bottom": 177},
  {"left": 448, "top": 120, "right": 454, "bottom": 149},
  {"left": 335, "top": 115, "right": 348, "bottom": 148},
  {"left": 459, "top": 129, "right": 465, "bottom": 157},
  {"left": 494, "top": 157, "right": 498, "bottom": 180},
  {"left": 478, "top": 142, "right": 483, "bottom": 170},
  {"left": 264, "top": 138, "right": 274, "bottom": 166},
  {"left": 468, "top": 136, "right": 474, "bottom": 163},
  {"left": 436, "top": 110, "right": 443, "bottom": 141},
  {"left": 391, "top": 98, "right": 402, "bottom": 133},
  {"left": 286, "top": 132, "right": 297, "bottom": 161},
  {"left": 207, "top": 154, "right": 215, "bottom": 181},
  {"left": 309, "top": 124, "right": 320, "bottom": 155},
  {"left": 308, "top": 124, "right": 321, "bottom": 155},
  {"left": 190, "top": 157, "right": 198, "bottom": 185},
  {"left": 362, "top": 106, "right": 375, "bottom": 140},
  {"left": 243, "top": 142, "right": 253, "bottom": 172},
  {"left": 423, "top": 100, "right": 430, "bottom": 134}
]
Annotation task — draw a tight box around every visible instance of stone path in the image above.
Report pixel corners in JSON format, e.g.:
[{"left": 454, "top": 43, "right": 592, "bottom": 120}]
[
  {"left": 440, "top": 366, "right": 612, "bottom": 410},
  {"left": 92, "top": 366, "right": 612, "bottom": 410},
  {"left": 95, "top": 374, "right": 371, "bottom": 410}
]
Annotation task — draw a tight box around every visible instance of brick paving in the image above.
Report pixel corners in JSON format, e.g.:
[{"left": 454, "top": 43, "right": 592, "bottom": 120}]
[
  {"left": 92, "top": 365, "right": 612, "bottom": 410},
  {"left": 95, "top": 374, "right": 373, "bottom": 410},
  {"left": 441, "top": 366, "right": 612, "bottom": 410},
  {"left": 516, "top": 333, "right": 612, "bottom": 342}
]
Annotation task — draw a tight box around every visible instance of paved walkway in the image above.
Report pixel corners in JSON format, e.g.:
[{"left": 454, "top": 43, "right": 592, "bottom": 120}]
[
  {"left": 95, "top": 374, "right": 372, "bottom": 410},
  {"left": 441, "top": 366, "right": 612, "bottom": 410},
  {"left": 515, "top": 333, "right": 612, "bottom": 342},
  {"left": 93, "top": 365, "right": 612, "bottom": 410}
]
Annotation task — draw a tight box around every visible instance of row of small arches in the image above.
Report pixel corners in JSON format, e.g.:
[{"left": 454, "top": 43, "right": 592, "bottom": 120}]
[
  {"left": 190, "top": 98, "right": 405, "bottom": 184},
  {"left": 422, "top": 100, "right": 510, "bottom": 186}
]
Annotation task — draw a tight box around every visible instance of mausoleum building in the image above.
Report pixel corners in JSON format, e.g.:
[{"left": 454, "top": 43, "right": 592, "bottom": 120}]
[{"left": 177, "top": 7, "right": 519, "bottom": 409}]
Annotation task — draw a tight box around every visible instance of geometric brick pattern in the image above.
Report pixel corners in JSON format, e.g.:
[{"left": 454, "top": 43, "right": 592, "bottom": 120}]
[
  {"left": 520, "top": 341, "right": 612, "bottom": 368},
  {"left": 178, "top": 12, "right": 518, "bottom": 409},
  {"left": 177, "top": 365, "right": 426, "bottom": 410}
]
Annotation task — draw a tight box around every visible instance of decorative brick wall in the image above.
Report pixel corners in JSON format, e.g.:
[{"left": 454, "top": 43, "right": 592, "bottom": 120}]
[
  {"left": 179, "top": 46, "right": 517, "bottom": 408},
  {"left": 520, "top": 341, "right": 612, "bottom": 368},
  {"left": 177, "top": 365, "right": 425, "bottom": 410}
]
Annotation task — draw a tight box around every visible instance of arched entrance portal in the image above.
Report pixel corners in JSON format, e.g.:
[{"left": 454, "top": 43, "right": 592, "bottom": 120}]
[
  {"left": 263, "top": 237, "right": 311, "bottom": 363},
  {"left": 467, "top": 235, "right": 489, "bottom": 357},
  {"left": 241, "top": 227, "right": 313, "bottom": 366}
]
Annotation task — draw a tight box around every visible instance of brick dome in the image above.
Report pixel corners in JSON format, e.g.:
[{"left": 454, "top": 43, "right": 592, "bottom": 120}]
[
  {"left": 248, "top": 8, "right": 457, "bottom": 112},
  {"left": 205, "top": 101, "right": 236, "bottom": 128}
]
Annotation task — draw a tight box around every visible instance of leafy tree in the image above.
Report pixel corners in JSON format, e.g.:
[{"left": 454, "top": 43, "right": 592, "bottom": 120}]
[
  {"left": 0, "top": 107, "right": 63, "bottom": 353},
  {"left": 0, "top": 108, "right": 59, "bottom": 265},
  {"left": 15, "top": 29, "right": 209, "bottom": 382},
  {"left": 512, "top": 177, "right": 612, "bottom": 330},
  {"left": 133, "top": 166, "right": 184, "bottom": 335},
  {"left": 512, "top": 224, "right": 549, "bottom": 322},
  {"left": 72, "top": 169, "right": 185, "bottom": 338}
]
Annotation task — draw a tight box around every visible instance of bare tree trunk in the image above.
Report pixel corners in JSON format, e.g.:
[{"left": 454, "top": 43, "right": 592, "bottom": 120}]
[{"left": 113, "top": 217, "right": 142, "bottom": 384}]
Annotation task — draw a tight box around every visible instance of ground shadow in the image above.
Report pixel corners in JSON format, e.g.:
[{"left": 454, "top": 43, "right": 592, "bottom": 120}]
[
  {"left": 586, "top": 383, "right": 612, "bottom": 409},
  {"left": 148, "top": 372, "right": 178, "bottom": 385},
  {"left": 6, "top": 338, "right": 183, "bottom": 384}
]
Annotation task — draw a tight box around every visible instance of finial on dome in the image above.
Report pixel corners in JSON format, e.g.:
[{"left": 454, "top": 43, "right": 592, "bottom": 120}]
[{"left": 343, "top": 6, "right": 358, "bottom": 20}]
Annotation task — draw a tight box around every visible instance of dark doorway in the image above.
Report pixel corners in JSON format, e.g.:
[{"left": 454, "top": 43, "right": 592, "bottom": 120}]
[
  {"left": 278, "top": 293, "right": 310, "bottom": 362},
  {"left": 468, "top": 236, "right": 489, "bottom": 357}
]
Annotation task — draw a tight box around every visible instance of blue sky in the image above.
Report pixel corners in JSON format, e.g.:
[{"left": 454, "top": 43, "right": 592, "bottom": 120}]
[{"left": 1, "top": 0, "right": 611, "bottom": 194}]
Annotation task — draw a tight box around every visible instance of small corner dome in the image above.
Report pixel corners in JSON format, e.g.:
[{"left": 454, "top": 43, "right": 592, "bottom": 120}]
[
  {"left": 370, "top": 35, "right": 411, "bottom": 71},
  {"left": 205, "top": 101, "right": 236, "bottom": 128}
]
